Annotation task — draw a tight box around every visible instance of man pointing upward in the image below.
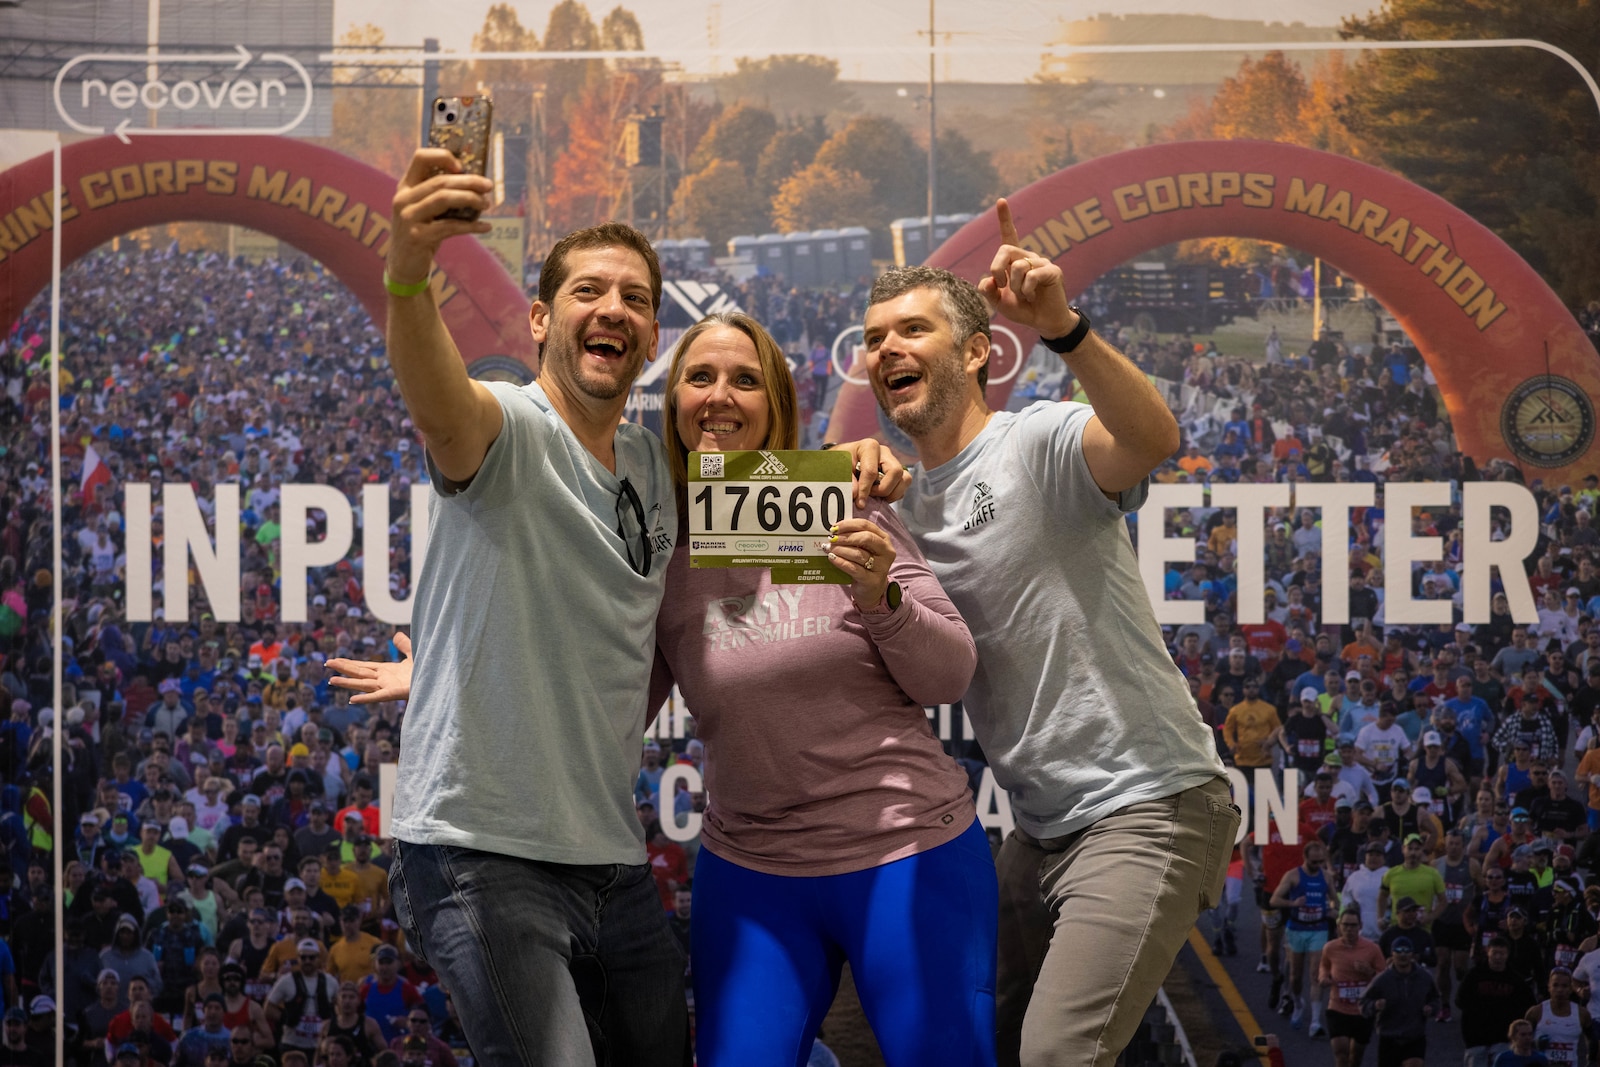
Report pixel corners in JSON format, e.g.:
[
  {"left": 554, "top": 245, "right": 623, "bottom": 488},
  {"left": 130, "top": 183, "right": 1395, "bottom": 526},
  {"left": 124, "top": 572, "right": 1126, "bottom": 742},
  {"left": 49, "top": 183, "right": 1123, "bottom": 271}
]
[{"left": 864, "top": 198, "right": 1239, "bottom": 1067}]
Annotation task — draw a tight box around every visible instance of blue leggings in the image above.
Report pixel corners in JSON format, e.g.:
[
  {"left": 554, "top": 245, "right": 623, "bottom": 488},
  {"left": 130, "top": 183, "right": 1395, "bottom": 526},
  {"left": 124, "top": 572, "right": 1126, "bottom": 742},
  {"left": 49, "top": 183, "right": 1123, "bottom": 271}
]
[{"left": 692, "top": 818, "right": 998, "bottom": 1067}]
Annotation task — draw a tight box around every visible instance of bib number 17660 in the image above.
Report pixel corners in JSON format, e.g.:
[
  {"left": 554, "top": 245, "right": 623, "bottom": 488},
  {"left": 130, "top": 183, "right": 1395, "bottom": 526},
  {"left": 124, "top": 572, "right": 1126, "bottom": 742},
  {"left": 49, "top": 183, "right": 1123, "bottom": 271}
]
[{"left": 691, "top": 482, "right": 848, "bottom": 537}]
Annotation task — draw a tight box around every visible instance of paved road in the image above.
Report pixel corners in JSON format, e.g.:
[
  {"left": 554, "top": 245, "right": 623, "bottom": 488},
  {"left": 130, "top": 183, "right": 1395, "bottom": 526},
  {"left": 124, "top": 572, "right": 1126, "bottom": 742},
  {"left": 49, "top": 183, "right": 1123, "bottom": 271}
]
[{"left": 1188, "top": 891, "right": 1469, "bottom": 1066}]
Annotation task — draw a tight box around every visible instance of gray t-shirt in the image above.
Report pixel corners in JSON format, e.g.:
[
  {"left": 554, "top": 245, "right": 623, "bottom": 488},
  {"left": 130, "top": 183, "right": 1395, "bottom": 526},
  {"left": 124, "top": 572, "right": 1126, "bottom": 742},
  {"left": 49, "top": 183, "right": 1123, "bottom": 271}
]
[
  {"left": 393, "top": 381, "right": 676, "bottom": 865},
  {"left": 898, "top": 401, "right": 1225, "bottom": 837}
]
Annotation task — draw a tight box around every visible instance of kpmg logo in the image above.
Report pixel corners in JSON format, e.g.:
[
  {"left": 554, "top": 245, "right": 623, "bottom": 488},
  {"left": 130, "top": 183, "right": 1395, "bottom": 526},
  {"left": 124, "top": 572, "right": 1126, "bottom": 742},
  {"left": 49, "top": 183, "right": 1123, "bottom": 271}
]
[
  {"left": 55, "top": 45, "right": 314, "bottom": 143},
  {"left": 776, "top": 543, "right": 805, "bottom": 552}
]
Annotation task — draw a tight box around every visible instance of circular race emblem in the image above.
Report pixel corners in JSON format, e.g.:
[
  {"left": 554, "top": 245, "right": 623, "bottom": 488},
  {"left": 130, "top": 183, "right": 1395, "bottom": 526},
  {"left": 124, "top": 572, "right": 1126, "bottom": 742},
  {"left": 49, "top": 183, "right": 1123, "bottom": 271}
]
[
  {"left": 1500, "top": 375, "right": 1596, "bottom": 468},
  {"left": 467, "top": 354, "right": 534, "bottom": 385}
]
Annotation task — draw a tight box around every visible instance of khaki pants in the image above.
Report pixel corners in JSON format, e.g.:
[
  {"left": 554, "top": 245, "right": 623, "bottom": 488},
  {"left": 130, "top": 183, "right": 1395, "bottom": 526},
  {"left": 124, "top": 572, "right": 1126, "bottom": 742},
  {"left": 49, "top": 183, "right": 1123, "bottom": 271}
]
[{"left": 996, "top": 777, "right": 1240, "bottom": 1067}]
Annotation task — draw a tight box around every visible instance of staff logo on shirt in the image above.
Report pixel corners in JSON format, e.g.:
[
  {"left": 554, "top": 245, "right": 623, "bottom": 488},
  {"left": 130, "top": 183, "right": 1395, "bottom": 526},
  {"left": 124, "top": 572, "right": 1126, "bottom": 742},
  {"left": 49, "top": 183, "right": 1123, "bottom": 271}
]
[
  {"left": 647, "top": 501, "right": 674, "bottom": 555},
  {"left": 964, "top": 481, "right": 997, "bottom": 531}
]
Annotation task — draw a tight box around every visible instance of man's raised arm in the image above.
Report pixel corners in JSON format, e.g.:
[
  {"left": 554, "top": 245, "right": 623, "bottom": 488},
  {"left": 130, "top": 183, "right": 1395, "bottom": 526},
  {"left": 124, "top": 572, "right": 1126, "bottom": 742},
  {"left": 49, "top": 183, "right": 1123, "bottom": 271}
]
[
  {"left": 385, "top": 148, "right": 505, "bottom": 485},
  {"left": 978, "top": 197, "right": 1180, "bottom": 494}
]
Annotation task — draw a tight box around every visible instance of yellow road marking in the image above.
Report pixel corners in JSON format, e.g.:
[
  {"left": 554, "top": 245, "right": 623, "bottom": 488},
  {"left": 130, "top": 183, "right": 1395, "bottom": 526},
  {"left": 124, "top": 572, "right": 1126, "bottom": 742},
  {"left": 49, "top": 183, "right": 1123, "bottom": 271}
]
[{"left": 1186, "top": 927, "right": 1272, "bottom": 1066}]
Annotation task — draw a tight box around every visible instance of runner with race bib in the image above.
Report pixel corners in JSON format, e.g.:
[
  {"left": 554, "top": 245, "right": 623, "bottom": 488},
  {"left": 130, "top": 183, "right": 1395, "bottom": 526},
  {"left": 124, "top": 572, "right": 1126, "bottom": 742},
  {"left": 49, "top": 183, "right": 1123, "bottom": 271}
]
[{"left": 1318, "top": 908, "right": 1384, "bottom": 1067}]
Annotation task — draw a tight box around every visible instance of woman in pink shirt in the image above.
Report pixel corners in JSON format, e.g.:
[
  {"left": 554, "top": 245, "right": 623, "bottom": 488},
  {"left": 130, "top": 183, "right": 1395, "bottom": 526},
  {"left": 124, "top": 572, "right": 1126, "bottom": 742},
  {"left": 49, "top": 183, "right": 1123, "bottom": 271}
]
[{"left": 649, "top": 312, "right": 993, "bottom": 1066}]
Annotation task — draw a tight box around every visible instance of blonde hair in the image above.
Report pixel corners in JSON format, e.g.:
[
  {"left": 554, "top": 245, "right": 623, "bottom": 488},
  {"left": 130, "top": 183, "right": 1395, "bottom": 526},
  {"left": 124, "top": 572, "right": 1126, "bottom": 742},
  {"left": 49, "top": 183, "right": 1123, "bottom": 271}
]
[{"left": 662, "top": 312, "right": 798, "bottom": 490}]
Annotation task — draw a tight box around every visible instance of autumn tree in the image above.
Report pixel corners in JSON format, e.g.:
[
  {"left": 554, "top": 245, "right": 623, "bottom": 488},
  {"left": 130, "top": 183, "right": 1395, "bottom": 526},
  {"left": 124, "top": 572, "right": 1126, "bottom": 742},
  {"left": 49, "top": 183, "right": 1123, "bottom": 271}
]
[
  {"left": 1298, "top": 53, "right": 1371, "bottom": 160},
  {"left": 771, "top": 164, "right": 879, "bottom": 233},
  {"left": 689, "top": 104, "right": 778, "bottom": 178},
  {"left": 547, "top": 72, "right": 648, "bottom": 233},
  {"left": 1340, "top": 0, "right": 1600, "bottom": 303},
  {"left": 672, "top": 159, "right": 770, "bottom": 250},
  {"left": 814, "top": 115, "right": 926, "bottom": 220},
  {"left": 1209, "top": 52, "right": 1309, "bottom": 141},
  {"left": 933, "top": 130, "right": 999, "bottom": 215},
  {"left": 600, "top": 6, "right": 646, "bottom": 52},
  {"left": 541, "top": 0, "right": 605, "bottom": 147},
  {"left": 754, "top": 121, "right": 826, "bottom": 199},
  {"left": 470, "top": 4, "right": 540, "bottom": 90},
  {"left": 330, "top": 23, "right": 420, "bottom": 178},
  {"left": 717, "top": 55, "right": 855, "bottom": 120},
  {"left": 995, "top": 75, "right": 1115, "bottom": 184}
]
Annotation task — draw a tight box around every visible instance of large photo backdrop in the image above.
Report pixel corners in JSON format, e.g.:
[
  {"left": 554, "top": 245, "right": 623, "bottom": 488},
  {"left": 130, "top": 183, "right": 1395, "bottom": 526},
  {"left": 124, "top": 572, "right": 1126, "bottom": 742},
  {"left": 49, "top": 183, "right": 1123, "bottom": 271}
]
[{"left": 2, "top": 2, "right": 1599, "bottom": 1064}]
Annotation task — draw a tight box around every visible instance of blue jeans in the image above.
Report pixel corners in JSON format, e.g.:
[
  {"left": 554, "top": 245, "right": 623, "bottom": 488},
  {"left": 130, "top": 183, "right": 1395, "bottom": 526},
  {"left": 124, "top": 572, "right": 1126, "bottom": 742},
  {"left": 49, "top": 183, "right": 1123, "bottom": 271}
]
[
  {"left": 692, "top": 819, "right": 997, "bottom": 1067},
  {"left": 390, "top": 840, "right": 690, "bottom": 1066}
]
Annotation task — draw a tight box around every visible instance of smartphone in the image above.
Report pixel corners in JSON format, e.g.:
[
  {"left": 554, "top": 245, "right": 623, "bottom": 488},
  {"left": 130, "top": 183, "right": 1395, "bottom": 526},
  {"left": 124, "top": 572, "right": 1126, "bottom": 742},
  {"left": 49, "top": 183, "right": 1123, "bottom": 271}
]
[{"left": 426, "top": 95, "right": 494, "bottom": 221}]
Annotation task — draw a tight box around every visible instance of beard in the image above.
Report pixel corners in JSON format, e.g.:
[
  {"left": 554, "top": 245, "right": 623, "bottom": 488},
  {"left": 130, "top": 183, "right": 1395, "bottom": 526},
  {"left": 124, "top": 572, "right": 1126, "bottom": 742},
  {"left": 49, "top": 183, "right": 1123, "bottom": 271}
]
[
  {"left": 541, "top": 326, "right": 642, "bottom": 402},
  {"left": 873, "top": 348, "right": 967, "bottom": 440}
]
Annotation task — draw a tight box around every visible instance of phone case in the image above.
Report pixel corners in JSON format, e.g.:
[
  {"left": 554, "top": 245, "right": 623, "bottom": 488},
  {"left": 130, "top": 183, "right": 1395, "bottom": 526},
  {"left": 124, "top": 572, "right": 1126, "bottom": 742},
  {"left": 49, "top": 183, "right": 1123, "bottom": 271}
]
[{"left": 428, "top": 95, "right": 494, "bottom": 221}]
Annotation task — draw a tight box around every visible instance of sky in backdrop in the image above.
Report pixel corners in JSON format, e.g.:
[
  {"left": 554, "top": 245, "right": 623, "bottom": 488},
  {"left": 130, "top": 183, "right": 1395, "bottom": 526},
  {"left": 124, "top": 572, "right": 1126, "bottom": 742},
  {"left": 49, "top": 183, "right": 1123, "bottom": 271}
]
[{"left": 333, "top": 0, "right": 1378, "bottom": 82}]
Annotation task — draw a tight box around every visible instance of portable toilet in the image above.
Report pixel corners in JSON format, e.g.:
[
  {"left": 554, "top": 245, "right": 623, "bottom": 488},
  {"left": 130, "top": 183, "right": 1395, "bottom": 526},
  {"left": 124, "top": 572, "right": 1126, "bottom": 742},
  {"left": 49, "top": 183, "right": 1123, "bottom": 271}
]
[
  {"left": 840, "top": 227, "right": 873, "bottom": 281},
  {"left": 933, "top": 213, "right": 974, "bottom": 249},
  {"left": 654, "top": 238, "right": 680, "bottom": 271},
  {"left": 813, "top": 229, "right": 844, "bottom": 287},
  {"left": 728, "top": 235, "right": 758, "bottom": 264},
  {"left": 756, "top": 232, "right": 789, "bottom": 279},
  {"left": 680, "top": 238, "right": 711, "bottom": 271},
  {"left": 891, "top": 217, "right": 928, "bottom": 267},
  {"left": 784, "top": 231, "right": 818, "bottom": 287}
]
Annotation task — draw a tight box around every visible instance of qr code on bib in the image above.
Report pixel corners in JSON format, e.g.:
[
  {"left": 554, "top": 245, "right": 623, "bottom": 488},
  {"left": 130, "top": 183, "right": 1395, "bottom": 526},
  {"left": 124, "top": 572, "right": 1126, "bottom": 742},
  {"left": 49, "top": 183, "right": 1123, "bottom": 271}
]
[{"left": 699, "top": 454, "right": 724, "bottom": 478}]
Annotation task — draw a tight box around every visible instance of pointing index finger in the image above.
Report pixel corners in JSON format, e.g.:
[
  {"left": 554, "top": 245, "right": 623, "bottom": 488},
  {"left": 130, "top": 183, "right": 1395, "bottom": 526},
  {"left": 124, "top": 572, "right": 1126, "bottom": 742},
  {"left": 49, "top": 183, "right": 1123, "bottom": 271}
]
[{"left": 996, "top": 197, "right": 1021, "bottom": 248}]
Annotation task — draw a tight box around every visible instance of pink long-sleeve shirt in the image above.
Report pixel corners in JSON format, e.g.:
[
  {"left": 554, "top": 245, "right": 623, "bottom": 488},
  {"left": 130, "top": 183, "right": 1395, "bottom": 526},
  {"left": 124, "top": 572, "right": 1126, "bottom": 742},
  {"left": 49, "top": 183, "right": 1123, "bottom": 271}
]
[{"left": 651, "top": 500, "right": 978, "bottom": 876}]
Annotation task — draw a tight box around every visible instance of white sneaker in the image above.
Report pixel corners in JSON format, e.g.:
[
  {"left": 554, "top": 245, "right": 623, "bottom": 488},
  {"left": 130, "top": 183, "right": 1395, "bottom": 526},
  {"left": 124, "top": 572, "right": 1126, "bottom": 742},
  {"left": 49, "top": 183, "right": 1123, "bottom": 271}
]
[
  {"left": 1256, "top": 956, "right": 1271, "bottom": 973},
  {"left": 1309, "top": 1006, "right": 1326, "bottom": 1038}
]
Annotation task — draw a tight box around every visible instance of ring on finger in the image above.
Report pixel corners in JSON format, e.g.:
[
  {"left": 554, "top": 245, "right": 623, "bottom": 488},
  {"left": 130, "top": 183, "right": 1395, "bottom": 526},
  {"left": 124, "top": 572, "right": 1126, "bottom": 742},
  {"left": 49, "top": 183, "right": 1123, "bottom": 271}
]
[{"left": 864, "top": 557, "right": 874, "bottom": 572}]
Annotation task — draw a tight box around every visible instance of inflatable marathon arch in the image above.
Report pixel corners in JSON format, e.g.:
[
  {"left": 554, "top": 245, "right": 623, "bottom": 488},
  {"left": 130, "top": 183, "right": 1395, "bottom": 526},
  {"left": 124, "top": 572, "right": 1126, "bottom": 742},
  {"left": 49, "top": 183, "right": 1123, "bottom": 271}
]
[
  {"left": 3, "top": 137, "right": 1595, "bottom": 481},
  {"left": 0, "top": 134, "right": 535, "bottom": 374},
  {"left": 825, "top": 140, "right": 1600, "bottom": 486}
]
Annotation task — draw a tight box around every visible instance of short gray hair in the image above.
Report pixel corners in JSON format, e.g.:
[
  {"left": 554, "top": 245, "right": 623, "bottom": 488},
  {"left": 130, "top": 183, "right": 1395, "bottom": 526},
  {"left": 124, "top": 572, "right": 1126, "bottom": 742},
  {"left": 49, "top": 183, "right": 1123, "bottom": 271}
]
[{"left": 868, "top": 266, "right": 993, "bottom": 389}]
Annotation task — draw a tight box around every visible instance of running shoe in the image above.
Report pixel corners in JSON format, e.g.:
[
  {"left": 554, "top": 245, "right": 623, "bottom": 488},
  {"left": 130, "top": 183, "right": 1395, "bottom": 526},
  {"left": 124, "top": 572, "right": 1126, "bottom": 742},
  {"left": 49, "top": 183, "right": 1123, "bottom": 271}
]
[
  {"left": 1256, "top": 956, "right": 1271, "bottom": 973},
  {"left": 1290, "top": 1000, "right": 1305, "bottom": 1029}
]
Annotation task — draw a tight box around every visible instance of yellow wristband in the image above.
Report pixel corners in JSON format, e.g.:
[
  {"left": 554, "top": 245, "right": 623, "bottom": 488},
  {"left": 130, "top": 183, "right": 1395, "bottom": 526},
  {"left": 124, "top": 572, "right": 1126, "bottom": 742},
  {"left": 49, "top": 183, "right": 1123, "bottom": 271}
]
[{"left": 383, "top": 270, "right": 432, "bottom": 297}]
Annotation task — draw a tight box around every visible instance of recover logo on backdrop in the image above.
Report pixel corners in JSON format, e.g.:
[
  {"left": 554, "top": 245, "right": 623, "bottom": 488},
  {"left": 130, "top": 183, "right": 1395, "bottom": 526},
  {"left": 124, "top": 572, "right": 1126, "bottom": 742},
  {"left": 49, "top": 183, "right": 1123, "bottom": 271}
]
[{"left": 54, "top": 46, "right": 313, "bottom": 143}]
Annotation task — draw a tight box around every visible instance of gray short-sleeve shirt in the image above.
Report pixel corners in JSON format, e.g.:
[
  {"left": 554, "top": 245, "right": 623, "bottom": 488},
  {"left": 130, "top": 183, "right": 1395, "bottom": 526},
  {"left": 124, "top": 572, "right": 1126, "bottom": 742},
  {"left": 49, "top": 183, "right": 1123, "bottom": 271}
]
[
  {"left": 393, "top": 381, "right": 676, "bottom": 865},
  {"left": 898, "top": 400, "right": 1224, "bottom": 837}
]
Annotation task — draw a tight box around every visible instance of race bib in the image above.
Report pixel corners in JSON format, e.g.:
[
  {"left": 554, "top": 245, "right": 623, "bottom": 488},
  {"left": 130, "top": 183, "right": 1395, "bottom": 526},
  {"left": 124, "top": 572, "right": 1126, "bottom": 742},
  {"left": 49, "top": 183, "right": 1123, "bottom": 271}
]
[
  {"left": 1337, "top": 981, "right": 1364, "bottom": 1003},
  {"left": 1298, "top": 739, "right": 1321, "bottom": 758},
  {"left": 1446, "top": 885, "right": 1464, "bottom": 903},
  {"left": 1296, "top": 906, "right": 1324, "bottom": 924},
  {"left": 1555, "top": 944, "right": 1579, "bottom": 969},
  {"left": 688, "top": 450, "right": 853, "bottom": 584}
]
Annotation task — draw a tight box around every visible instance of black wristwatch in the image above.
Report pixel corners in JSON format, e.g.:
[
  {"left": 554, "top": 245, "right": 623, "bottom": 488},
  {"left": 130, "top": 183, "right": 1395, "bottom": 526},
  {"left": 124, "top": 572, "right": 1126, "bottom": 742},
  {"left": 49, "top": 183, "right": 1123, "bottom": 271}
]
[
  {"left": 1040, "top": 306, "right": 1092, "bottom": 354},
  {"left": 861, "top": 581, "right": 902, "bottom": 616}
]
